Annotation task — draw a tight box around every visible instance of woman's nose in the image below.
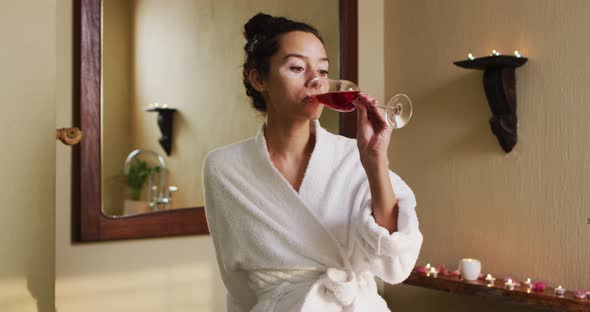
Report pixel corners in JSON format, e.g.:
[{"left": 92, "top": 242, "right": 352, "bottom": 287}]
[{"left": 307, "top": 77, "right": 324, "bottom": 89}]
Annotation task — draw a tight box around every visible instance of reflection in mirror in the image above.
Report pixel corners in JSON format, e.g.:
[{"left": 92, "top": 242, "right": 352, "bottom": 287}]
[{"left": 100, "top": 0, "right": 340, "bottom": 217}]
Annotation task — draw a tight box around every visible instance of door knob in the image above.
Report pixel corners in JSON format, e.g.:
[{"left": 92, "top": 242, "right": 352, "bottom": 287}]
[{"left": 56, "top": 127, "right": 82, "bottom": 145}]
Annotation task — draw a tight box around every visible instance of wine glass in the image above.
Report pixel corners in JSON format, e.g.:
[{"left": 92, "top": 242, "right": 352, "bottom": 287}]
[{"left": 308, "top": 78, "right": 412, "bottom": 129}]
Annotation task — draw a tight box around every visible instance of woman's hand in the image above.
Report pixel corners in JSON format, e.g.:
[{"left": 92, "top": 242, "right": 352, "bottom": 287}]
[
  {"left": 352, "top": 93, "right": 393, "bottom": 171},
  {"left": 352, "top": 93, "right": 398, "bottom": 233}
]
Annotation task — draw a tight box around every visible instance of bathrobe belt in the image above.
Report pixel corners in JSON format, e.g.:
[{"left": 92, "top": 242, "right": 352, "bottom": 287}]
[{"left": 252, "top": 267, "right": 378, "bottom": 310}]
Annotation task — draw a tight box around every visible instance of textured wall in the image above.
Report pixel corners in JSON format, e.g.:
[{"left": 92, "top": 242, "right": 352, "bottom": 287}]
[{"left": 373, "top": 0, "right": 590, "bottom": 310}]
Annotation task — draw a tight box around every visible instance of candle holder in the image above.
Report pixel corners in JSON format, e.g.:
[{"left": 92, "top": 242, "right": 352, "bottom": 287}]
[
  {"left": 144, "top": 104, "right": 177, "bottom": 156},
  {"left": 454, "top": 54, "right": 528, "bottom": 153}
]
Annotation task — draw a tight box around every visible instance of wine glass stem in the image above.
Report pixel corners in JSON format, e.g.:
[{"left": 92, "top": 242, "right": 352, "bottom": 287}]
[{"left": 374, "top": 104, "right": 401, "bottom": 115}]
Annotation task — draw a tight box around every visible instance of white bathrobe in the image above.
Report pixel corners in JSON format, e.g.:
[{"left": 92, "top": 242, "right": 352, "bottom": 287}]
[{"left": 203, "top": 120, "right": 423, "bottom": 312}]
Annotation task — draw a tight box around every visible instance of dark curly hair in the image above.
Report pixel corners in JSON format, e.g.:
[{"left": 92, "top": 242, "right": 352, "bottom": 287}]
[{"left": 243, "top": 13, "right": 324, "bottom": 113}]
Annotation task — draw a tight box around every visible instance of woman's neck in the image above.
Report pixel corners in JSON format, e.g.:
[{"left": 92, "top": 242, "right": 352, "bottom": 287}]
[{"left": 264, "top": 117, "right": 315, "bottom": 162}]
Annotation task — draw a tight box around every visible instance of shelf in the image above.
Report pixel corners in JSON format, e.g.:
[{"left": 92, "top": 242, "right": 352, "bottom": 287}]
[
  {"left": 402, "top": 272, "right": 590, "bottom": 312},
  {"left": 454, "top": 55, "right": 528, "bottom": 70},
  {"left": 453, "top": 55, "right": 528, "bottom": 153},
  {"left": 144, "top": 106, "right": 177, "bottom": 156}
]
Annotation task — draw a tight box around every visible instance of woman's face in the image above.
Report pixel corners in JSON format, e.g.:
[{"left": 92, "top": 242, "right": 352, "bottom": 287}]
[{"left": 258, "top": 31, "right": 329, "bottom": 121}]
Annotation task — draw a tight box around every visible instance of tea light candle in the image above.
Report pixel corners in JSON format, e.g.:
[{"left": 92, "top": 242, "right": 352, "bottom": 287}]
[
  {"left": 492, "top": 50, "right": 501, "bottom": 56},
  {"left": 523, "top": 277, "right": 533, "bottom": 288},
  {"left": 425, "top": 263, "right": 431, "bottom": 270},
  {"left": 429, "top": 267, "right": 438, "bottom": 278},
  {"left": 555, "top": 285, "right": 566, "bottom": 297},
  {"left": 485, "top": 274, "right": 496, "bottom": 287},
  {"left": 467, "top": 53, "right": 475, "bottom": 60},
  {"left": 514, "top": 50, "right": 521, "bottom": 58},
  {"left": 505, "top": 278, "right": 517, "bottom": 290}
]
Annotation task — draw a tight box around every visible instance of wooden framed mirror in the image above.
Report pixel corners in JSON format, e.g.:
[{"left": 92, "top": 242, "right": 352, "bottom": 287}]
[{"left": 74, "top": 0, "right": 358, "bottom": 241}]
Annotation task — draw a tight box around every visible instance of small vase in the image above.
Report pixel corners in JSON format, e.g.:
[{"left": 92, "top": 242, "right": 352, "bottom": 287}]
[{"left": 123, "top": 199, "right": 149, "bottom": 216}]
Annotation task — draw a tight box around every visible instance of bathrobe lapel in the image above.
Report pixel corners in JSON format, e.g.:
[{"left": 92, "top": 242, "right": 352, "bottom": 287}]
[{"left": 249, "top": 121, "right": 351, "bottom": 270}]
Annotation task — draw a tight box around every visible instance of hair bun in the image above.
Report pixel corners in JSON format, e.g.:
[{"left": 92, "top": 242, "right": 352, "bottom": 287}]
[{"left": 244, "top": 13, "right": 275, "bottom": 41}]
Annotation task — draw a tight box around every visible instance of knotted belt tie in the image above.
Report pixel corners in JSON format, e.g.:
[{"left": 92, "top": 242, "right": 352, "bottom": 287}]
[{"left": 318, "top": 268, "right": 377, "bottom": 307}]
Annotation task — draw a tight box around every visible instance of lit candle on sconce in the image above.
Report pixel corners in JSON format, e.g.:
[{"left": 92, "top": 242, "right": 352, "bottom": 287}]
[
  {"left": 555, "top": 285, "right": 566, "bottom": 297},
  {"left": 467, "top": 53, "right": 475, "bottom": 60},
  {"left": 514, "top": 50, "right": 522, "bottom": 58},
  {"left": 492, "top": 50, "right": 501, "bottom": 56},
  {"left": 485, "top": 274, "right": 496, "bottom": 287},
  {"left": 505, "top": 278, "right": 517, "bottom": 290}
]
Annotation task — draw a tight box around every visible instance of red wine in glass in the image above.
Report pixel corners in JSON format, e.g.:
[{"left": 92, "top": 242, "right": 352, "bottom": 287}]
[
  {"left": 314, "top": 90, "right": 359, "bottom": 112},
  {"left": 309, "top": 78, "right": 412, "bottom": 129}
]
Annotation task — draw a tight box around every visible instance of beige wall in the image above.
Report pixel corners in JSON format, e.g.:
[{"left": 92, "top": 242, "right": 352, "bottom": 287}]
[
  {"left": 102, "top": 0, "right": 340, "bottom": 211},
  {"left": 0, "top": 0, "right": 56, "bottom": 311},
  {"left": 363, "top": 0, "right": 590, "bottom": 311}
]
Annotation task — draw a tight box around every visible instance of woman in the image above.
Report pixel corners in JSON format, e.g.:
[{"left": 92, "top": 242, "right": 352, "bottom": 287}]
[{"left": 203, "top": 13, "right": 423, "bottom": 312}]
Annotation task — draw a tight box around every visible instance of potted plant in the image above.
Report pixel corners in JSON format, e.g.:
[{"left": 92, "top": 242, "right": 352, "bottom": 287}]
[{"left": 118, "top": 159, "right": 160, "bottom": 215}]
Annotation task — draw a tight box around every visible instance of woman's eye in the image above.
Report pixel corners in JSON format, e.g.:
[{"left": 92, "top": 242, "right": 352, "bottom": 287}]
[
  {"left": 319, "top": 70, "right": 329, "bottom": 77},
  {"left": 290, "top": 66, "right": 304, "bottom": 73}
]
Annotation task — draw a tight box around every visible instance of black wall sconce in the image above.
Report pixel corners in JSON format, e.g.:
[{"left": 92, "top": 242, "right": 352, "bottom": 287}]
[
  {"left": 454, "top": 51, "right": 528, "bottom": 153},
  {"left": 145, "top": 103, "right": 177, "bottom": 156}
]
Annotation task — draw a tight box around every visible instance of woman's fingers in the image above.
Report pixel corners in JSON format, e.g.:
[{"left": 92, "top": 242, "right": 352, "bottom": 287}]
[
  {"left": 354, "top": 93, "right": 389, "bottom": 132},
  {"left": 352, "top": 94, "right": 368, "bottom": 124}
]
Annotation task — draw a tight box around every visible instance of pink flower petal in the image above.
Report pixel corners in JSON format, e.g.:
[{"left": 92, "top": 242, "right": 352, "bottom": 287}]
[
  {"left": 532, "top": 282, "right": 546, "bottom": 292},
  {"left": 572, "top": 290, "right": 587, "bottom": 299}
]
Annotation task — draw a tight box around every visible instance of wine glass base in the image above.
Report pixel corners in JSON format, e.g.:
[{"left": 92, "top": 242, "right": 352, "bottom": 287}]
[{"left": 385, "top": 94, "right": 413, "bottom": 129}]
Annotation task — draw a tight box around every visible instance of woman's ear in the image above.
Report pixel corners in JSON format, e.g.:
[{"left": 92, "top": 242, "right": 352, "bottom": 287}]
[{"left": 249, "top": 69, "right": 265, "bottom": 92}]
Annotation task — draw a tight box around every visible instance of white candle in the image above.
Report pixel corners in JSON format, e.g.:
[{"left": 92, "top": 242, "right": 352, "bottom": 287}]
[
  {"left": 467, "top": 53, "right": 475, "bottom": 60},
  {"left": 522, "top": 277, "right": 533, "bottom": 289},
  {"left": 492, "top": 50, "right": 501, "bottom": 56},
  {"left": 505, "top": 278, "right": 516, "bottom": 290},
  {"left": 555, "top": 285, "right": 566, "bottom": 297},
  {"left": 429, "top": 267, "right": 438, "bottom": 278},
  {"left": 514, "top": 50, "right": 521, "bottom": 58},
  {"left": 485, "top": 274, "right": 495, "bottom": 286}
]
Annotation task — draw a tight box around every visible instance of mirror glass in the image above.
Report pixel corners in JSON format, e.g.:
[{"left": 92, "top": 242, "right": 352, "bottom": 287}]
[{"left": 101, "top": 0, "right": 341, "bottom": 217}]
